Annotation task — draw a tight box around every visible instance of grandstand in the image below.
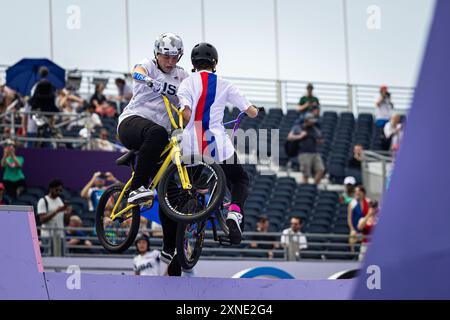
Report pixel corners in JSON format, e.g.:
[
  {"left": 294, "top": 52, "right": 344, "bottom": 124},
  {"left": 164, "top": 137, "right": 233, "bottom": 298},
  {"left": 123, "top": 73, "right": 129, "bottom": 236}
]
[{"left": 0, "top": 72, "right": 400, "bottom": 264}]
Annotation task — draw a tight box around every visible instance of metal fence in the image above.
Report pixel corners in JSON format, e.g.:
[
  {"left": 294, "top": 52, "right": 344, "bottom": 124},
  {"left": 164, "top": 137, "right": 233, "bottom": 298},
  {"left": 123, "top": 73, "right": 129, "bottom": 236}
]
[
  {"left": 38, "top": 226, "right": 367, "bottom": 262},
  {"left": 1, "top": 65, "right": 414, "bottom": 115},
  {"left": 0, "top": 109, "right": 123, "bottom": 151},
  {"left": 361, "top": 150, "right": 394, "bottom": 202}
]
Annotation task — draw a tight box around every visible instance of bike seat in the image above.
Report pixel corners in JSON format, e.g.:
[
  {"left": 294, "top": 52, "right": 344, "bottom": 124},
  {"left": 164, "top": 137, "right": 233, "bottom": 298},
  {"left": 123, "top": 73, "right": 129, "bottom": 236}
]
[{"left": 116, "top": 150, "right": 138, "bottom": 167}]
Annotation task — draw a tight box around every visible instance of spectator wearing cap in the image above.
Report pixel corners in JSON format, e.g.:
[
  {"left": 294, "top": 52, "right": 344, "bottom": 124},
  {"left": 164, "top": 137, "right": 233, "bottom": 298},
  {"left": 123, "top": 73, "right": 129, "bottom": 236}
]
[
  {"left": 375, "top": 85, "right": 394, "bottom": 128},
  {"left": 281, "top": 216, "right": 308, "bottom": 261},
  {"left": 287, "top": 113, "right": 325, "bottom": 184},
  {"left": 340, "top": 176, "right": 356, "bottom": 205},
  {"left": 0, "top": 182, "right": 11, "bottom": 205},
  {"left": 297, "top": 83, "right": 320, "bottom": 116},
  {"left": 81, "top": 171, "right": 119, "bottom": 212},
  {"left": 249, "top": 216, "right": 279, "bottom": 259},
  {"left": 1, "top": 140, "right": 26, "bottom": 198}
]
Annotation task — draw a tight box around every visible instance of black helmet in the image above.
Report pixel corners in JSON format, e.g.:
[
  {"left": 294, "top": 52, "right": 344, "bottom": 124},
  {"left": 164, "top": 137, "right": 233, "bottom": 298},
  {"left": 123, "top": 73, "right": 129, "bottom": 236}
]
[
  {"left": 135, "top": 233, "right": 150, "bottom": 252},
  {"left": 191, "top": 42, "right": 218, "bottom": 71}
]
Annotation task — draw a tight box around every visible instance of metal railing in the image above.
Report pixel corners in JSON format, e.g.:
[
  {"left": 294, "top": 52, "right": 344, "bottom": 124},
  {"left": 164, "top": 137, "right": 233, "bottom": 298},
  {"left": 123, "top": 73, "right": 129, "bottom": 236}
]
[
  {"left": 0, "top": 65, "right": 414, "bottom": 115},
  {"left": 38, "top": 226, "right": 367, "bottom": 261},
  {"left": 361, "top": 150, "right": 394, "bottom": 202},
  {"left": 0, "top": 108, "right": 122, "bottom": 151}
]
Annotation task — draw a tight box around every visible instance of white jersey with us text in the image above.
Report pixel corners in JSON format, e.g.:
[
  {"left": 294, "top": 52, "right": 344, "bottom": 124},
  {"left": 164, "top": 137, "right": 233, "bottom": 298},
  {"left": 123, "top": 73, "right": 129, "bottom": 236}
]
[
  {"left": 177, "top": 70, "right": 252, "bottom": 162},
  {"left": 133, "top": 250, "right": 163, "bottom": 276},
  {"left": 118, "top": 58, "right": 189, "bottom": 132}
]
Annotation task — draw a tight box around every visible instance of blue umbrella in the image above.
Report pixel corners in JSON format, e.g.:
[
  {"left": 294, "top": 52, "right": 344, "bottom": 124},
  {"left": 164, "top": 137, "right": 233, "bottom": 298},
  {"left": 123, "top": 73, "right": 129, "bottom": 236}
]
[{"left": 6, "top": 58, "right": 66, "bottom": 96}]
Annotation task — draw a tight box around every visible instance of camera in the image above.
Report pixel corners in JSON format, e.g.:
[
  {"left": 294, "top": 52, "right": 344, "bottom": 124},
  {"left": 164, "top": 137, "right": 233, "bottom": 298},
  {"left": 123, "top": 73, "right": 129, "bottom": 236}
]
[{"left": 369, "top": 200, "right": 379, "bottom": 209}]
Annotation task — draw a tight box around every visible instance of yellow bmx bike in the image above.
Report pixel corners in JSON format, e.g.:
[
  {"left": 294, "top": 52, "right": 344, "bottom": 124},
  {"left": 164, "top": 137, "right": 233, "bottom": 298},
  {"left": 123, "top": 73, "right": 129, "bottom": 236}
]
[{"left": 95, "top": 95, "right": 226, "bottom": 252}]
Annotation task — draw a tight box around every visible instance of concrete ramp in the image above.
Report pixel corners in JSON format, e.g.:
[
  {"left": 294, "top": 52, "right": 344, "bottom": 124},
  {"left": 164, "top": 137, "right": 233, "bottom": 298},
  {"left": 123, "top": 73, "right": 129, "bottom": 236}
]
[{"left": 0, "top": 205, "right": 354, "bottom": 300}]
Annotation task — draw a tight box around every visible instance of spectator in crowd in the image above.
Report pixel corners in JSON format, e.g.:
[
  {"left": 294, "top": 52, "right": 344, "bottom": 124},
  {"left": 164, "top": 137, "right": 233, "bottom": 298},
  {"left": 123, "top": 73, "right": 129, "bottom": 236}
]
[
  {"left": 90, "top": 83, "right": 116, "bottom": 118},
  {"left": 133, "top": 233, "right": 164, "bottom": 276},
  {"left": 66, "top": 215, "right": 93, "bottom": 248},
  {"left": 249, "top": 215, "right": 279, "bottom": 259},
  {"left": 81, "top": 171, "right": 119, "bottom": 212},
  {"left": 287, "top": 113, "right": 325, "bottom": 184},
  {"left": 2, "top": 127, "right": 11, "bottom": 140},
  {"left": 297, "top": 83, "right": 320, "bottom": 116},
  {"left": 347, "top": 144, "right": 364, "bottom": 183},
  {"left": 339, "top": 176, "right": 356, "bottom": 205},
  {"left": 20, "top": 101, "right": 38, "bottom": 148},
  {"left": 28, "top": 67, "right": 59, "bottom": 146},
  {"left": 375, "top": 85, "right": 394, "bottom": 128},
  {"left": 348, "top": 144, "right": 363, "bottom": 170},
  {"left": 357, "top": 200, "right": 379, "bottom": 261},
  {"left": 347, "top": 185, "right": 370, "bottom": 254},
  {"left": 0, "top": 84, "right": 6, "bottom": 114},
  {"left": 0, "top": 182, "right": 11, "bottom": 205},
  {"left": 0, "top": 84, "right": 19, "bottom": 113},
  {"left": 310, "top": 105, "right": 321, "bottom": 128},
  {"left": 37, "top": 179, "right": 71, "bottom": 239},
  {"left": 1, "top": 140, "right": 26, "bottom": 198},
  {"left": 112, "top": 78, "right": 133, "bottom": 110},
  {"left": 56, "top": 89, "right": 85, "bottom": 127},
  {"left": 78, "top": 104, "right": 103, "bottom": 145},
  {"left": 94, "top": 129, "right": 115, "bottom": 152},
  {"left": 281, "top": 216, "right": 308, "bottom": 261},
  {"left": 121, "top": 216, "right": 157, "bottom": 238},
  {"left": 383, "top": 114, "right": 404, "bottom": 153}
]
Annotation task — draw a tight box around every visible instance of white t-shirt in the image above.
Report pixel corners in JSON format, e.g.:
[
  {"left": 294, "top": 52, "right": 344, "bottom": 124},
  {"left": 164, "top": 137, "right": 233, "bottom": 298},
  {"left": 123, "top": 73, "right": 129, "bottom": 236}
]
[
  {"left": 23, "top": 104, "right": 38, "bottom": 134},
  {"left": 37, "top": 195, "right": 65, "bottom": 238},
  {"left": 177, "top": 71, "right": 252, "bottom": 162},
  {"left": 280, "top": 228, "right": 308, "bottom": 250},
  {"left": 133, "top": 250, "right": 163, "bottom": 276},
  {"left": 118, "top": 58, "right": 189, "bottom": 132}
]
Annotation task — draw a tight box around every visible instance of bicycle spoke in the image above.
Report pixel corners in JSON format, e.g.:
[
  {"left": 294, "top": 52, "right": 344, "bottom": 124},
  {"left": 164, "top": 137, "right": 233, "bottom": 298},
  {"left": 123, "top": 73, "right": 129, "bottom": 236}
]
[{"left": 206, "top": 181, "right": 218, "bottom": 207}]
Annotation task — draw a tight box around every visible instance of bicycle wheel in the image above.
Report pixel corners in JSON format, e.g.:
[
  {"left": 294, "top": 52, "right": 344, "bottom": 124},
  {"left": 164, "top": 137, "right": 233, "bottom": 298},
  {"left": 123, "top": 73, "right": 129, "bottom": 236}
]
[
  {"left": 95, "top": 183, "right": 141, "bottom": 253},
  {"left": 176, "top": 220, "right": 206, "bottom": 270},
  {"left": 158, "top": 155, "right": 226, "bottom": 223}
]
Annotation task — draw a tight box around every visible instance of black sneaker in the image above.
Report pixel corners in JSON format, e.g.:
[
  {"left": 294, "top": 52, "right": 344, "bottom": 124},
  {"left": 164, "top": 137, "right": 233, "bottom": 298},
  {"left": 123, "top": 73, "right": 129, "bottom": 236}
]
[
  {"left": 128, "top": 186, "right": 154, "bottom": 204},
  {"left": 167, "top": 254, "right": 182, "bottom": 277},
  {"left": 226, "top": 211, "right": 243, "bottom": 245}
]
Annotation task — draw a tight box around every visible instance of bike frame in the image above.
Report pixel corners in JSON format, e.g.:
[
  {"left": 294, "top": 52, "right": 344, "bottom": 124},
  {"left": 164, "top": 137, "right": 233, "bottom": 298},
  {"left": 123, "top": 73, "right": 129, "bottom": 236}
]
[{"left": 109, "top": 95, "right": 191, "bottom": 221}]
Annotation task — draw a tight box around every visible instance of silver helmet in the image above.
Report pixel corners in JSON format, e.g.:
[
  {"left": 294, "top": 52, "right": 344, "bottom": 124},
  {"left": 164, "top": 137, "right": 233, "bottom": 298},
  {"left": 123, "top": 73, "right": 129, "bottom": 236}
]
[{"left": 154, "top": 32, "right": 184, "bottom": 59}]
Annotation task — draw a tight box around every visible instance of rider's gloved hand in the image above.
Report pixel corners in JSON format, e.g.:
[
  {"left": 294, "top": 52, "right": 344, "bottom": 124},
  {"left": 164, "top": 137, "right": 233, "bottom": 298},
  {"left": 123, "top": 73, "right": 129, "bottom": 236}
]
[{"left": 150, "top": 80, "right": 166, "bottom": 94}]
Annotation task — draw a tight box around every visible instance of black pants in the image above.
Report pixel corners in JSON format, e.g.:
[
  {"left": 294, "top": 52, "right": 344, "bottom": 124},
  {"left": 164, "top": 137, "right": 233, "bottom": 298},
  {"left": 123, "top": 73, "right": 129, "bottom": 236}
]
[
  {"left": 4, "top": 179, "right": 26, "bottom": 199},
  {"left": 159, "top": 152, "right": 250, "bottom": 254},
  {"left": 118, "top": 115, "right": 169, "bottom": 190}
]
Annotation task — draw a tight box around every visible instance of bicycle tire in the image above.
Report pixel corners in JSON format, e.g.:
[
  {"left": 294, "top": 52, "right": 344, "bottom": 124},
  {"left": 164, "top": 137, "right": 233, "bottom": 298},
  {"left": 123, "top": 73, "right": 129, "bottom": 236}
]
[
  {"left": 158, "top": 155, "right": 226, "bottom": 223},
  {"left": 176, "top": 220, "right": 206, "bottom": 270},
  {"left": 95, "top": 183, "right": 140, "bottom": 253}
]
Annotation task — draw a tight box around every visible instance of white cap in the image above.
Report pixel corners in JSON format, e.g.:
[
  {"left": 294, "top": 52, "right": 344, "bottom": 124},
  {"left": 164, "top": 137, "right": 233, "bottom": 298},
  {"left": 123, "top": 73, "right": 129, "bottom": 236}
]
[{"left": 344, "top": 176, "right": 356, "bottom": 185}]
